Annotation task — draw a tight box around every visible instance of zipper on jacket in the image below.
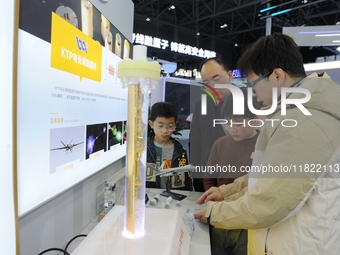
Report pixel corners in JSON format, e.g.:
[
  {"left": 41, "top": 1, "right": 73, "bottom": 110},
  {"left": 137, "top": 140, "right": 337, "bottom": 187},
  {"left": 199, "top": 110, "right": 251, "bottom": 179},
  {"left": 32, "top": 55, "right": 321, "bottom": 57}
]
[{"left": 264, "top": 229, "right": 272, "bottom": 255}]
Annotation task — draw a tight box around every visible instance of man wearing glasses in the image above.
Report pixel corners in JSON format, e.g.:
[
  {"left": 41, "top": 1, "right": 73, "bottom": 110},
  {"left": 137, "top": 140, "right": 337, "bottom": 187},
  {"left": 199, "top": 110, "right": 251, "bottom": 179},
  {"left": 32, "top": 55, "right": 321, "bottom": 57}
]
[
  {"left": 194, "top": 33, "right": 340, "bottom": 254},
  {"left": 190, "top": 57, "right": 233, "bottom": 192}
]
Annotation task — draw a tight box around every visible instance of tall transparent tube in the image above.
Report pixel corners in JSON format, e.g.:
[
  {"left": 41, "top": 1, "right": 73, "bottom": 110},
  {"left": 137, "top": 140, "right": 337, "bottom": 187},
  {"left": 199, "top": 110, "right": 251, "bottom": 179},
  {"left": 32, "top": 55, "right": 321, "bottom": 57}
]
[
  {"left": 124, "top": 82, "right": 148, "bottom": 237},
  {"left": 118, "top": 45, "right": 160, "bottom": 238}
]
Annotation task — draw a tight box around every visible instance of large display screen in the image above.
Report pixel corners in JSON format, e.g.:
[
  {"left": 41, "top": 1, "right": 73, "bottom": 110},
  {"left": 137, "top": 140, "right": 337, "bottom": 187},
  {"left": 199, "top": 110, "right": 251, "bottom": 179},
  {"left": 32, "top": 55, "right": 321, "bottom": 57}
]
[
  {"left": 164, "top": 81, "right": 202, "bottom": 131},
  {"left": 17, "top": 0, "right": 130, "bottom": 216},
  {"left": 149, "top": 77, "right": 203, "bottom": 140}
]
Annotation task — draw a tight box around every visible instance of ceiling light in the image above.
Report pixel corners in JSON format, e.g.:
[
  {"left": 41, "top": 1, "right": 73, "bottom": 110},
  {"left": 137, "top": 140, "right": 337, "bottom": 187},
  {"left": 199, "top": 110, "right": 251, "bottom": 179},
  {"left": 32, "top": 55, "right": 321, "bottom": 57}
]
[
  {"left": 299, "top": 30, "right": 340, "bottom": 35},
  {"left": 315, "top": 34, "right": 340, "bottom": 37},
  {"left": 146, "top": 17, "right": 150, "bottom": 21},
  {"left": 159, "top": 60, "right": 177, "bottom": 73},
  {"left": 271, "top": 8, "right": 292, "bottom": 17},
  {"left": 234, "top": 43, "right": 238, "bottom": 47},
  {"left": 260, "top": 6, "right": 277, "bottom": 13},
  {"left": 196, "top": 32, "right": 200, "bottom": 36},
  {"left": 220, "top": 23, "right": 228, "bottom": 28},
  {"left": 304, "top": 61, "right": 340, "bottom": 72},
  {"left": 170, "top": 4, "right": 175, "bottom": 10},
  {"left": 336, "top": 21, "right": 340, "bottom": 25},
  {"left": 337, "top": 47, "right": 340, "bottom": 52}
]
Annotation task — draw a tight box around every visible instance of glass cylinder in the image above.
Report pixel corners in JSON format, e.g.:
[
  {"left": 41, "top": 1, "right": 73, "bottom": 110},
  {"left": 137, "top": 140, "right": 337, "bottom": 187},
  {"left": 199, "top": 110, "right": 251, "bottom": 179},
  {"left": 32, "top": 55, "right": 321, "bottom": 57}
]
[
  {"left": 118, "top": 45, "right": 160, "bottom": 238},
  {"left": 124, "top": 82, "right": 149, "bottom": 238}
]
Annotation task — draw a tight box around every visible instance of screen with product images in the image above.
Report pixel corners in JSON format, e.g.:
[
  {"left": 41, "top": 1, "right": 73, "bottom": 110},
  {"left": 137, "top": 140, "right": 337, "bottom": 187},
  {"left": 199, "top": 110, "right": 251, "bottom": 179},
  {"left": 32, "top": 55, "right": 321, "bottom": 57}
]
[{"left": 17, "top": 0, "right": 131, "bottom": 216}]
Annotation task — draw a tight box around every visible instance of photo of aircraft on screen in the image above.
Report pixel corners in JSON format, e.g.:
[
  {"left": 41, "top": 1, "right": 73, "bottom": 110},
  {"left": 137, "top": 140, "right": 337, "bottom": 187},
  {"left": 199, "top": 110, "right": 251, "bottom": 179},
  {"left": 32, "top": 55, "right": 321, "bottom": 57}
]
[{"left": 50, "top": 140, "right": 84, "bottom": 154}]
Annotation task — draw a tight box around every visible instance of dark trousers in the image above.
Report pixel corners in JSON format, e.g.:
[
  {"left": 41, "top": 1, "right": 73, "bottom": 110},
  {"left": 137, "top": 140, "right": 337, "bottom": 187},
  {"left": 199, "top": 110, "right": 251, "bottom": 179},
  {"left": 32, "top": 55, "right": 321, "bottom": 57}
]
[
  {"left": 193, "top": 178, "right": 204, "bottom": 192},
  {"left": 210, "top": 226, "right": 247, "bottom": 255}
]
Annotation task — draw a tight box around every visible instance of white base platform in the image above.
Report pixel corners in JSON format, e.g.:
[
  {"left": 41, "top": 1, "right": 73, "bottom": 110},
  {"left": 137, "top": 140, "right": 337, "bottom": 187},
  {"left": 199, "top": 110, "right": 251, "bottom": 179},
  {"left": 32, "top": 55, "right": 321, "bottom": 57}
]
[{"left": 71, "top": 205, "right": 190, "bottom": 255}]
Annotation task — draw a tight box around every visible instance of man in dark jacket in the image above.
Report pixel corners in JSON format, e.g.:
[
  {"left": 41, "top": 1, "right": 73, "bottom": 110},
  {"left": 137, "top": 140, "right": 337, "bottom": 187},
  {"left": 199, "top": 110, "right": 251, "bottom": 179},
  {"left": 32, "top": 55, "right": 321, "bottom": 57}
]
[{"left": 189, "top": 57, "right": 233, "bottom": 192}]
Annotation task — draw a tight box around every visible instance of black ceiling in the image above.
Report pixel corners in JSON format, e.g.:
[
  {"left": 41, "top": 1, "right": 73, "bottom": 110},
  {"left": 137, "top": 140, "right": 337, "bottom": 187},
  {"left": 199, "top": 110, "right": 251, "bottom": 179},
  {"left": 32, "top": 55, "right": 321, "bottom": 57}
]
[{"left": 132, "top": 0, "right": 340, "bottom": 70}]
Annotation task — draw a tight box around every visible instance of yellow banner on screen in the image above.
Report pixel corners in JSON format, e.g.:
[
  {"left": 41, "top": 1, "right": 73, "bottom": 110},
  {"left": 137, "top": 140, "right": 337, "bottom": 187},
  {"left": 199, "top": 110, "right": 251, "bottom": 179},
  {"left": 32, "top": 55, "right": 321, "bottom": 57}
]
[{"left": 51, "top": 12, "right": 102, "bottom": 82}]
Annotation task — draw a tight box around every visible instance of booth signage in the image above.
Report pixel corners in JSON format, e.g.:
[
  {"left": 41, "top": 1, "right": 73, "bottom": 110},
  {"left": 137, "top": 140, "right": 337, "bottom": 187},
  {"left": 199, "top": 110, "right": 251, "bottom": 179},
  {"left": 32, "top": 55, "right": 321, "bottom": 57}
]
[
  {"left": 132, "top": 33, "right": 216, "bottom": 59},
  {"left": 51, "top": 12, "right": 102, "bottom": 82}
]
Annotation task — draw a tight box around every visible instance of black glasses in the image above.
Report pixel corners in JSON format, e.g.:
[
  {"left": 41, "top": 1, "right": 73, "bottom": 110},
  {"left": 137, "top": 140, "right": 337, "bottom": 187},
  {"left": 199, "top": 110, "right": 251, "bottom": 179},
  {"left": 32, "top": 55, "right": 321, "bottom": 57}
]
[{"left": 247, "top": 70, "right": 273, "bottom": 93}]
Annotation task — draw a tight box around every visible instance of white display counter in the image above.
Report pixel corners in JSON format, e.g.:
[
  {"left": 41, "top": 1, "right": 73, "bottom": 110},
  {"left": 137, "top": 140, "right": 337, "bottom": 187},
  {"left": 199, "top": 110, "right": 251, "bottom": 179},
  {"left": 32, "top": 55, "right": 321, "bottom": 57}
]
[{"left": 71, "top": 188, "right": 210, "bottom": 255}]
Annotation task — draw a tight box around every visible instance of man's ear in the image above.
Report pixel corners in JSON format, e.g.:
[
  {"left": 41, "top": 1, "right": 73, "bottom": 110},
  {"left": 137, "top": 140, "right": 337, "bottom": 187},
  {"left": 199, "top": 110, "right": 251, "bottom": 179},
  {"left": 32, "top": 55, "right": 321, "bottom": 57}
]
[
  {"left": 273, "top": 68, "right": 286, "bottom": 87},
  {"left": 227, "top": 70, "right": 233, "bottom": 79},
  {"left": 148, "top": 120, "right": 153, "bottom": 128}
]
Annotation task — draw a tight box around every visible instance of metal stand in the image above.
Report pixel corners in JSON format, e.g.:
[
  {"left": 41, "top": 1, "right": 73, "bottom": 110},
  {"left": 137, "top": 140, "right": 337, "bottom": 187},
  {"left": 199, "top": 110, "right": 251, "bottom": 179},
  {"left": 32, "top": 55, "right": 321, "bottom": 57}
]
[{"left": 160, "top": 176, "right": 187, "bottom": 200}]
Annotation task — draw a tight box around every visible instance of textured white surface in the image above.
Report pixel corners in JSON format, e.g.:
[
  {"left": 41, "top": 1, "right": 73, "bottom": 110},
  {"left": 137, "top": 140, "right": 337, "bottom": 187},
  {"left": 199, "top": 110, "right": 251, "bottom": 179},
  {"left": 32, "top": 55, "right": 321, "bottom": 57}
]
[
  {"left": 71, "top": 206, "right": 191, "bottom": 255},
  {"left": 71, "top": 189, "right": 210, "bottom": 255},
  {"left": 145, "top": 189, "right": 210, "bottom": 255}
]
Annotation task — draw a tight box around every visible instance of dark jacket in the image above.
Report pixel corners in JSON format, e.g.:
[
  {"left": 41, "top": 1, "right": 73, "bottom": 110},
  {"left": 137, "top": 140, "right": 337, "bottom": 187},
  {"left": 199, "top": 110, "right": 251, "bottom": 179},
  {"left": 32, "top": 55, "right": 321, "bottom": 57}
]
[
  {"left": 189, "top": 97, "right": 225, "bottom": 174},
  {"left": 146, "top": 133, "right": 192, "bottom": 190}
]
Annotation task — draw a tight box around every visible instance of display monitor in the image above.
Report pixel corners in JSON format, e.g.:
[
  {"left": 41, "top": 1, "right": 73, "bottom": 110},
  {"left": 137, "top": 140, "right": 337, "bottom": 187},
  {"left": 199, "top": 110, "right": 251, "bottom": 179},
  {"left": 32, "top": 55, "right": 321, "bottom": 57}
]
[
  {"left": 150, "top": 77, "right": 203, "bottom": 140},
  {"left": 17, "top": 0, "right": 131, "bottom": 216}
]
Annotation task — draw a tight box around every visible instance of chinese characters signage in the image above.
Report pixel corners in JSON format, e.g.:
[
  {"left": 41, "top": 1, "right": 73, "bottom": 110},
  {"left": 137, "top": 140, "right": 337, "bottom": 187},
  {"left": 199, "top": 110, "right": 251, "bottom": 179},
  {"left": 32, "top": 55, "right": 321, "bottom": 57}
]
[
  {"left": 51, "top": 12, "right": 102, "bottom": 82},
  {"left": 133, "top": 33, "right": 216, "bottom": 58}
]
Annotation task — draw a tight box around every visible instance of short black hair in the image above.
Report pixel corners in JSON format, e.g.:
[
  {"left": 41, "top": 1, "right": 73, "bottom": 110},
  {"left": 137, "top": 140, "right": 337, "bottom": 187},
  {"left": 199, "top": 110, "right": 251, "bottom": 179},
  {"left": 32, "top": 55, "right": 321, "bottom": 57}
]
[
  {"left": 221, "top": 87, "right": 261, "bottom": 120},
  {"left": 237, "top": 33, "right": 306, "bottom": 78},
  {"left": 199, "top": 57, "right": 230, "bottom": 73},
  {"left": 149, "top": 102, "right": 178, "bottom": 122}
]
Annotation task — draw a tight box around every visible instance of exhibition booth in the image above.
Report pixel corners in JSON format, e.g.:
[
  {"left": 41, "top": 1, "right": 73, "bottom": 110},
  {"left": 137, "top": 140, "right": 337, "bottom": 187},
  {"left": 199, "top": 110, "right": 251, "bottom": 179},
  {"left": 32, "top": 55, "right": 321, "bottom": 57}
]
[{"left": 2, "top": 1, "right": 340, "bottom": 255}]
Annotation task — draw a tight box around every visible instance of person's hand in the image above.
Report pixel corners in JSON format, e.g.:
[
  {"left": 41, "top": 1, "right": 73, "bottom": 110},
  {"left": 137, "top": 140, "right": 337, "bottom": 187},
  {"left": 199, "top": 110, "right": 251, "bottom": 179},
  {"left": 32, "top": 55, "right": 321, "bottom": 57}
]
[
  {"left": 194, "top": 204, "right": 208, "bottom": 223},
  {"left": 196, "top": 186, "right": 223, "bottom": 204}
]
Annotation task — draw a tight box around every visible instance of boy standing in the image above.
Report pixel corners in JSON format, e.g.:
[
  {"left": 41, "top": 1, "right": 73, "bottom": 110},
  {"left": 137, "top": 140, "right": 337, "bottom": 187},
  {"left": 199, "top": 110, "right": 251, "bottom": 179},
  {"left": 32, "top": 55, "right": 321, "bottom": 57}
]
[
  {"left": 146, "top": 102, "right": 191, "bottom": 191},
  {"left": 204, "top": 87, "right": 260, "bottom": 255}
]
